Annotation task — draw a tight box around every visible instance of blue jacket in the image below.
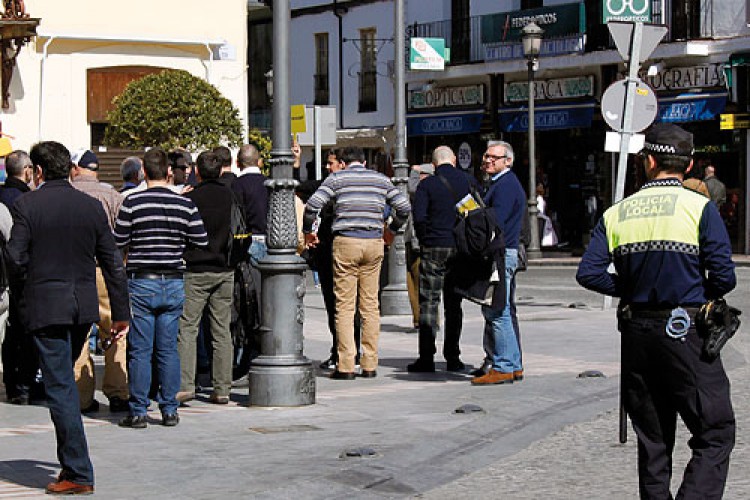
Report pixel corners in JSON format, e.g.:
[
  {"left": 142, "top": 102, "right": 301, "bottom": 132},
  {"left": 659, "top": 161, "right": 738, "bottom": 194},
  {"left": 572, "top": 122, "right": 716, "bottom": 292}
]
[
  {"left": 576, "top": 178, "right": 735, "bottom": 306},
  {"left": 413, "top": 164, "right": 476, "bottom": 248},
  {"left": 483, "top": 169, "right": 526, "bottom": 250}
]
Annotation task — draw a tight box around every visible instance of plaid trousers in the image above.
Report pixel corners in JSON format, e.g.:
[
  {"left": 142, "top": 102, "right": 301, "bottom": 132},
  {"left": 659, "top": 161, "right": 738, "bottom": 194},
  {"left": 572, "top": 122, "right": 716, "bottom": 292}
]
[{"left": 417, "top": 247, "right": 463, "bottom": 360}]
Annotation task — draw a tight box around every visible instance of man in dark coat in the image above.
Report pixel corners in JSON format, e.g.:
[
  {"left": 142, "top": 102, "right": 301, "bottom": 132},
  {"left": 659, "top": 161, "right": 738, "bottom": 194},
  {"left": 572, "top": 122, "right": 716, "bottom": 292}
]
[{"left": 7, "top": 141, "right": 130, "bottom": 495}]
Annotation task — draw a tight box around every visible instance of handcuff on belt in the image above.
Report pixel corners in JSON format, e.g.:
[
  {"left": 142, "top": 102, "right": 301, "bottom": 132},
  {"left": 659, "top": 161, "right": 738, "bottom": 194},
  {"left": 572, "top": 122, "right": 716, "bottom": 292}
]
[{"left": 665, "top": 307, "right": 692, "bottom": 340}]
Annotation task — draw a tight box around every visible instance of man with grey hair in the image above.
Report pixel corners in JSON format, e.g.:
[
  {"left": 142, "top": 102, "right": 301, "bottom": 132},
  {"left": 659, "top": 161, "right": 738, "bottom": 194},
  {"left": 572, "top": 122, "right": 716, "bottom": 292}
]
[
  {"left": 119, "top": 156, "right": 143, "bottom": 193},
  {"left": 703, "top": 163, "right": 726, "bottom": 208},
  {"left": 408, "top": 145, "right": 477, "bottom": 373},
  {"left": 0, "top": 150, "right": 32, "bottom": 207},
  {"left": 472, "top": 140, "right": 526, "bottom": 385}
]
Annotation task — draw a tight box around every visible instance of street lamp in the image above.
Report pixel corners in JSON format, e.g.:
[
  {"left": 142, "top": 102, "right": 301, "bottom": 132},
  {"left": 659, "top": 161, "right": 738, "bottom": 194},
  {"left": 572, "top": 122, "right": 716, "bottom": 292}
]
[
  {"left": 380, "top": 0, "right": 410, "bottom": 315},
  {"left": 249, "top": 0, "right": 315, "bottom": 407},
  {"left": 521, "top": 22, "right": 543, "bottom": 260}
]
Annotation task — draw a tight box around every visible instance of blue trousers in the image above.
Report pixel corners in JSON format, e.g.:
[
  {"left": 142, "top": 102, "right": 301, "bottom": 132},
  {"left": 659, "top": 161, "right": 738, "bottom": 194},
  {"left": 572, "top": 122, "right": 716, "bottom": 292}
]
[{"left": 33, "top": 325, "right": 94, "bottom": 485}]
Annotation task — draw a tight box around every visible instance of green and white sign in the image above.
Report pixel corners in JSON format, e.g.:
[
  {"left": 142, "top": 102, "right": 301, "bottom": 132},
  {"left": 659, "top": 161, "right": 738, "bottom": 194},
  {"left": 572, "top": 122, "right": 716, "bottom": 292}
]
[
  {"left": 410, "top": 38, "right": 446, "bottom": 71},
  {"left": 603, "top": 0, "right": 651, "bottom": 23}
]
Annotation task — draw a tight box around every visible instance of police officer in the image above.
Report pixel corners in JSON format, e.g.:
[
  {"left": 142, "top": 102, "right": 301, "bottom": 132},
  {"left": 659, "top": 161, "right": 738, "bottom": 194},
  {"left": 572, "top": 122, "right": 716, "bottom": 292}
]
[{"left": 576, "top": 123, "right": 736, "bottom": 499}]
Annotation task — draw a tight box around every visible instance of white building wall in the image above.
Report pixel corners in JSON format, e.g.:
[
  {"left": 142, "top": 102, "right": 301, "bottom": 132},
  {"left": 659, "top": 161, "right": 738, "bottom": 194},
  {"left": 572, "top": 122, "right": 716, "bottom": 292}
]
[{"left": 3, "top": 0, "right": 248, "bottom": 152}]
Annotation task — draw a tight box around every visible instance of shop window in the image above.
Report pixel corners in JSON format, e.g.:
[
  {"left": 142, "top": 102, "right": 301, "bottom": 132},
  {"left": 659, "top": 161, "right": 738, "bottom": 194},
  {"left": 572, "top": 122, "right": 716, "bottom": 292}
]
[
  {"left": 358, "top": 28, "right": 377, "bottom": 113},
  {"left": 314, "top": 33, "right": 329, "bottom": 105}
]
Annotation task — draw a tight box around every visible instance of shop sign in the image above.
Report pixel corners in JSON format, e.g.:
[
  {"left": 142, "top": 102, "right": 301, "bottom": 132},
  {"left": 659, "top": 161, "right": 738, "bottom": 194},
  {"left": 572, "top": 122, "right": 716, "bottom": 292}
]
[
  {"left": 637, "top": 63, "right": 726, "bottom": 92},
  {"left": 505, "top": 76, "right": 594, "bottom": 103},
  {"left": 602, "top": 0, "right": 651, "bottom": 23},
  {"left": 720, "top": 113, "right": 750, "bottom": 130},
  {"left": 656, "top": 93, "right": 727, "bottom": 123},
  {"left": 481, "top": 3, "right": 584, "bottom": 43},
  {"left": 409, "top": 84, "right": 485, "bottom": 110},
  {"left": 407, "top": 112, "right": 484, "bottom": 136},
  {"left": 498, "top": 102, "right": 595, "bottom": 132},
  {"left": 485, "top": 35, "right": 584, "bottom": 61},
  {"left": 457, "top": 142, "right": 472, "bottom": 169},
  {"left": 410, "top": 38, "right": 447, "bottom": 71}
]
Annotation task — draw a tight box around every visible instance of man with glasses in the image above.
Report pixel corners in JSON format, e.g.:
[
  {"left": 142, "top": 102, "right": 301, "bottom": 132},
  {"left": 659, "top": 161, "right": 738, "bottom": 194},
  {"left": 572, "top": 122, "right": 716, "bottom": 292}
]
[
  {"left": 472, "top": 140, "right": 525, "bottom": 385},
  {"left": 407, "top": 145, "right": 476, "bottom": 373}
]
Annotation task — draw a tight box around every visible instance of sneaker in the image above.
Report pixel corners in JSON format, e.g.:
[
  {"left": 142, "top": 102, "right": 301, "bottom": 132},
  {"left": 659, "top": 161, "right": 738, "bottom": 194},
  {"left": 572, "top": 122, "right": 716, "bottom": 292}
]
[
  {"left": 471, "top": 369, "right": 514, "bottom": 385},
  {"left": 446, "top": 359, "right": 465, "bottom": 372},
  {"left": 162, "top": 413, "right": 180, "bottom": 427},
  {"left": 108, "top": 396, "right": 129, "bottom": 413},
  {"left": 118, "top": 415, "right": 147, "bottom": 429},
  {"left": 319, "top": 357, "right": 336, "bottom": 370},
  {"left": 407, "top": 358, "right": 435, "bottom": 373}
]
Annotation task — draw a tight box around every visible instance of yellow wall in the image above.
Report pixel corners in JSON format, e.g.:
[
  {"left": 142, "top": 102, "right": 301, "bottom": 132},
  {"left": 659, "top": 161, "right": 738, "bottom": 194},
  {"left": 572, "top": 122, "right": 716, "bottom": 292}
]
[{"left": 2, "top": 0, "right": 248, "bottom": 152}]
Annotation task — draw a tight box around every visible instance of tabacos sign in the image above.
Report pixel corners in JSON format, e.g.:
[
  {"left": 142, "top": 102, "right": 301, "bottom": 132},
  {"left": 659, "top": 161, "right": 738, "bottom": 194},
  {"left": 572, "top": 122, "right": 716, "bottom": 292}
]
[{"left": 505, "top": 75, "right": 594, "bottom": 103}]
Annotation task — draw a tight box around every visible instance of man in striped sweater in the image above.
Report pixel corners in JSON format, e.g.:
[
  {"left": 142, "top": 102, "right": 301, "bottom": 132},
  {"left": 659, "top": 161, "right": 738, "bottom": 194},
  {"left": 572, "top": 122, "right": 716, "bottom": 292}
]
[
  {"left": 303, "top": 146, "right": 411, "bottom": 380},
  {"left": 113, "top": 147, "right": 208, "bottom": 429}
]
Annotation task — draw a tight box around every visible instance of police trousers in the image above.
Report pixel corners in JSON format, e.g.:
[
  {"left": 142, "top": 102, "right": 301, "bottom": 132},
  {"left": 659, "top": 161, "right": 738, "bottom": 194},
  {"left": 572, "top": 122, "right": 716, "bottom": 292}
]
[{"left": 620, "top": 314, "right": 735, "bottom": 500}]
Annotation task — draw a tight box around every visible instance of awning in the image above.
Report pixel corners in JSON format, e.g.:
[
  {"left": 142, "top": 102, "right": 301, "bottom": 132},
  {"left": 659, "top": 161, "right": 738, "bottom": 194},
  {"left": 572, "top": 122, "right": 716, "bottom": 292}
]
[
  {"left": 498, "top": 101, "right": 595, "bottom": 132},
  {"left": 406, "top": 110, "right": 484, "bottom": 136},
  {"left": 656, "top": 91, "right": 727, "bottom": 123}
]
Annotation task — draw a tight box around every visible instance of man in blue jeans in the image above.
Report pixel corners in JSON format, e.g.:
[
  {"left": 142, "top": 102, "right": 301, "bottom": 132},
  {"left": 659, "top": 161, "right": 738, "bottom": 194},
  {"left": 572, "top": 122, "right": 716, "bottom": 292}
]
[
  {"left": 472, "top": 140, "right": 526, "bottom": 385},
  {"left": 114, "top": 148, "right": 208, "bottom": 428}
]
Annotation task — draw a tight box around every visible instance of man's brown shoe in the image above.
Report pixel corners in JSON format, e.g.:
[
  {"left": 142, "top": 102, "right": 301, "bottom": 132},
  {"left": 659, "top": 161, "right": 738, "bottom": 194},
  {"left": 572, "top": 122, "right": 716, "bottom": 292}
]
[
  {"left": 175, "top": 391, "right": 195, "bottom": 403},
  {"left": 471, "top": 368, "right": 514, "bottom": 385},
  {"left": 513, "top": 370, "right": 524, "bottom": 381},
  {"left": 45, "top": 479, "right": 94, "bottom": 495},
  {"left": 209, "top": 393, "right": 229, "bottom": 404}
]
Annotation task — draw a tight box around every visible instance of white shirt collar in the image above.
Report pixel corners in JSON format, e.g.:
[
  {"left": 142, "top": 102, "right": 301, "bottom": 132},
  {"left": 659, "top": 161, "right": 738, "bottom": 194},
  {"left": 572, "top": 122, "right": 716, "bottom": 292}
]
[{"left": 238, "top": 166, "right": 261, "bottom": 177}]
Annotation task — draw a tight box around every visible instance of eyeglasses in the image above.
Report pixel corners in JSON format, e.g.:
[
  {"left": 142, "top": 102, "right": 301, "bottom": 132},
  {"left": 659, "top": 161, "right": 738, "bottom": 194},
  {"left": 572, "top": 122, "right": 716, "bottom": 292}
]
[{"left": 482, "top": 154, "right": 507, "bottom": 163}]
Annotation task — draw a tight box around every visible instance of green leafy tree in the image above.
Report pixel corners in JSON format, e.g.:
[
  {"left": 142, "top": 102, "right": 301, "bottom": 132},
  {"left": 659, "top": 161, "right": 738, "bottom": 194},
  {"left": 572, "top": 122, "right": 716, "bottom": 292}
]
[{"left": 105, "top": 69, "right": 243, "bottom": 151}]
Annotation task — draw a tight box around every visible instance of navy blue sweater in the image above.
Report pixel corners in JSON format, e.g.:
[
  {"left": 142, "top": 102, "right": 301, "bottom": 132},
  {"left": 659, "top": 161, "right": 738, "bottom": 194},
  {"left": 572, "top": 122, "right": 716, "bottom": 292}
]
[
  {"left": 413, "top": 164, "right": 475, "bottom": 248},
  {"left": 231, "top": 171, "right": 269, "bottom": 235},
  {"left": 483, "top": 169, "right": 526, "bottom": 250}
]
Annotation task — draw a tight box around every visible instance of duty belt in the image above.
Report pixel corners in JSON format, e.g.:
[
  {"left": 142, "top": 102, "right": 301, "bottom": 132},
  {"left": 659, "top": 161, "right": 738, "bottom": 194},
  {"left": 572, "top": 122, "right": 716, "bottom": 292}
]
[{"left": 619, "top": 305, "right": 701, "bottom": 340}]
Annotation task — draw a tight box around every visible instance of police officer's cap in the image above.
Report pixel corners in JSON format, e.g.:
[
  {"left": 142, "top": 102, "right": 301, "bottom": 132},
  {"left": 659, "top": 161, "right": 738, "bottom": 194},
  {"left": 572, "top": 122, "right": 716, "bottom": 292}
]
[{"left": 643, "top": 123, "right": 694, "bottom": 157}]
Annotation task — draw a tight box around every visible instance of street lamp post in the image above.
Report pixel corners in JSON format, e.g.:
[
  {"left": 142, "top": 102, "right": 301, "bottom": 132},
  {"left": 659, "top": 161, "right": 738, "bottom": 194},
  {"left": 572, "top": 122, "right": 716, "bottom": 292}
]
[
  {"left": 380, "top": 0, "right": 410, "bottom": 315},
  {"left": 249, "top": 0, "right": 315, "bottom": 407},
  {"left": 522, "top": 22, "right": 543, "bottom": 260}
]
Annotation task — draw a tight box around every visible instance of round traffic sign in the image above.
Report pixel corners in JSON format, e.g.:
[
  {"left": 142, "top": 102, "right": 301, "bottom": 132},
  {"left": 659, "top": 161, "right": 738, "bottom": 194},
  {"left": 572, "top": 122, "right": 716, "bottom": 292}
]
[{"left": 601, "top": 78, "right": 658, "bottom": 133}]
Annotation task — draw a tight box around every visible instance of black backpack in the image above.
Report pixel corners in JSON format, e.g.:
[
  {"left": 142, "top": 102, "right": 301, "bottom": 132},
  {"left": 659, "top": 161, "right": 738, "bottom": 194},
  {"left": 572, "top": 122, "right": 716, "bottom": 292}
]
[{"left": 227, "top": 194, "right": 252, "bottom": 268}]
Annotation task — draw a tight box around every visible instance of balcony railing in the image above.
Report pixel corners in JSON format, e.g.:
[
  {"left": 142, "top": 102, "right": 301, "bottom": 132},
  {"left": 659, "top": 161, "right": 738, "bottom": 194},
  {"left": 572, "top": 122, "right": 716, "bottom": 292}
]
[{"left": 407, "top": 1, "right": 715, "bottom": 67}]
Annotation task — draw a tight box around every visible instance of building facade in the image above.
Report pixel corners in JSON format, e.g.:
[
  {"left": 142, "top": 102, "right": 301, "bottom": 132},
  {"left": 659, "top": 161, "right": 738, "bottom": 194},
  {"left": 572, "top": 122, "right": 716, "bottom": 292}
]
[{"left": 2, "top": 0, "right": 249, "bottom": 155}]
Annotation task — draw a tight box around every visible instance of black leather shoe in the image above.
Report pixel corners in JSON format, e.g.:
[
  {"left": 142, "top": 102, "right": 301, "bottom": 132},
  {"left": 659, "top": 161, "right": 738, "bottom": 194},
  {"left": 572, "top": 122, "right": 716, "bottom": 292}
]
[
  {"left": 108, "top": 397, "right": 129, "bottom": 413},
  {"left": 407, "top": 358, "right": 435, "bottom": 373},
  {"left": 81, "top": 400, "right": 100, "bottom": 414},
  {"left": 330, "top": 370, "right": 356, "bottom": 380},
  {"left": 470, "top": 360, "right": 492, "bottom": 377},
  {"left": 8, "top": 394, "right": 29, "bottom": 405},
  {"left": 359, "top": 370, "right": 377, "bottom": 378},
  {"left": 319, "top": 357, "right": 336, "bottom": 370},
  {"left": 118, "top": 415, "right": 147, "bottom": 429},
  {"left": 162, "top": 413, "right": 180, "bottom": 427},
  {"left": 446, "top": 359, "right": 465, "bottom": 372}
]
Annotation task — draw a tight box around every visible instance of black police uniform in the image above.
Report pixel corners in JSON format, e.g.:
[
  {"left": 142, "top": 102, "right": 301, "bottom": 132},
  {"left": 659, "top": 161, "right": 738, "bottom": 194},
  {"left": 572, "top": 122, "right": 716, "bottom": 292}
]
[{"left": 576, "top": 124, "right": 736, "bottom": 499}]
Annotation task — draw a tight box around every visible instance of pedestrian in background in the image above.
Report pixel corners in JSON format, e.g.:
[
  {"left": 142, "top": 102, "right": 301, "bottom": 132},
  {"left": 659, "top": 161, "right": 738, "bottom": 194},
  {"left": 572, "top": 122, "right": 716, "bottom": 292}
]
[
  {"left": 7, "top": 141, "right": 130, "bottom": 494},
  {"left": 69, "top": 149, "right": 130, "bottom": 414},
  {"left": 577, "top": 123, "right": 736, "bottom": 499},
  {"left": 177, "top": 151, "right": 235, "bottom": 405},
  {"left": 114, "top": 147, "right": 208, "bottom": 429},
  {"left": 303, "top": 146, "right": 410, "bottom": 380},
  {"left": 408, "top": 146, "right": 474, "bottom": 373},
  {"left": 404, "top": 163, "right": 434, "bottom": 331},
  {"left": 472, "top": 140, "right": 526, "bottom": 386}
]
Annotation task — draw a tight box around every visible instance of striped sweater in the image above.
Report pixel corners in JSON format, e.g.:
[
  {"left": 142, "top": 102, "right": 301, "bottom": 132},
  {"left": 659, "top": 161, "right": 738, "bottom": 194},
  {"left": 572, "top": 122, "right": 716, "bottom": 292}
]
[
  {"left": 113, "top": 186, "right": 208, "bottom": 272},
  {"left": 303, "top": 164, "right": 411, "bottom": 239}
]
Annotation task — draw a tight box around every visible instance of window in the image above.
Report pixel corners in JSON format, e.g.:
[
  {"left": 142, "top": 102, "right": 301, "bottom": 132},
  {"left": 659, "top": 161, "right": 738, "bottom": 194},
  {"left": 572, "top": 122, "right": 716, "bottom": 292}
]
[
  {"left": 358, "top": 28, "right": 377, "bottom": 113},
  {"left": 314, "top": 33, "right": 329, "bottom": 105}
]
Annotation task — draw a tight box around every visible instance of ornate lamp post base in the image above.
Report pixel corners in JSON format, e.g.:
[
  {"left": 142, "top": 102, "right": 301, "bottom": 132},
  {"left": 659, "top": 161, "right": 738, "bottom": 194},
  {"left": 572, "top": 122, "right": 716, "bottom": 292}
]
[
  {"left": 249, "top": 253, "right": 315, "bottom": 407},
  {"left": 380, "top": 239, "right": 411, "bottom": 315}
]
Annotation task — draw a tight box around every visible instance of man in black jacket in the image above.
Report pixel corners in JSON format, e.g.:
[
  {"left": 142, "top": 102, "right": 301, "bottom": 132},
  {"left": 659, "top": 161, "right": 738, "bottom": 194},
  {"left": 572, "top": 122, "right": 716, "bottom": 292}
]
[
  {"left": 177, "top": 151, "right": 236, "bottom": 404},
  {"left": 7, "top": 141, "right": 130, "bottom": 495},
  {"left": 408, "top": 145, "right": 476, "bottom": 373}
]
